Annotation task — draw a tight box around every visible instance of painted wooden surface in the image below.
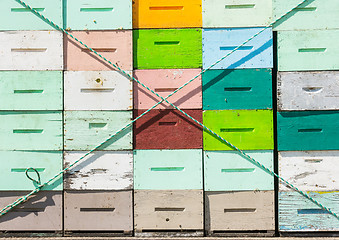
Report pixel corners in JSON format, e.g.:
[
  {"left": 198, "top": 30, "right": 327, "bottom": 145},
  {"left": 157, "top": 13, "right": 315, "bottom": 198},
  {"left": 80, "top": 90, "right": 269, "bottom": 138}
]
[
  {"left": 0, "top": 151, "right": 62, "bottom": 191},
  {"left": 202, "top": 28, "right": 273, "bottom": 70},
  {"left": 277, "top": 111, "right": 339, "bottom": 151},
  {"left": 0, "top": 31, "right": 63, "bottom": 70},
  {"left": 134, "top": 110, "right": 203, "bottom": 149},
  {"left": 202, "top": 69, "right": 272, "bottom": 110},
  {"left": 203, "top": 110, "right": 274, "bottom": 151},
  {"left": 204, "top": 151, "right": 274, "bottom": 191},
  {"left": 133, "top": 29, "right": 202, "bottom": 69},
  {"left": 0, "top": 0, "right": 62, "bottom": 30},
  {"left": 278, "top": 30, "right": 339, "bottom": 71},
  {"left": 205, "top": 191, "right": 275, "bottom": 231},
  {"left": 64, "top": 111, "right": 132, "bottom": 151},
  {"left": 65, "top": 30, "right": 133, "bottom": 71},
  {"left": 273, "top": 0, "right": 339, "bottom": 31},
  {"left": 0, "top": 71, "right": 62, "bottom": 111},
  {"left": 203, "top": 0, "right": 272, "bottom": 28},
  {"left": 133, "top": 0, "right": 202, "bottom": 29},
  {"left": 134, "top": 69, "right": 202, "bottom": 110},
  {"left": 0, "top": 111, "right": 63, "bottom": 151},
  {"left": 64, "top": 71, "right": 132, "bottom": 111},
  {"left": 134, "top": 190, "right": 203, "bottom": 231},
  {"left": 64, "top": 151, "right": 133, "bottom": 190},
  {"left": 277, "top": 71, "right": 339, "bottom": 111},
  {"left": 66, "top": 0, "right": 132, "bottom": 30},
  {"left": 0, "top": 191, "right": 62, "bottom": 231},
  {"left": 64, "top": 190, "right": 132, "bottom": 231},
  {"left": 134, "top": 149, "right": 202, "bottom": 190},
  {"left": 279, "top": 151, "right": 339, "bottom": 191},
  {"left": 279, "top": 191, "right": 339, "bottom": 231}
]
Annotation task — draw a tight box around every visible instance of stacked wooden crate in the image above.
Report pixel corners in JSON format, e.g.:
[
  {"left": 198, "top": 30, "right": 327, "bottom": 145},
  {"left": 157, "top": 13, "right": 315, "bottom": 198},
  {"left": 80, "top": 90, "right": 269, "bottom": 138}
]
[
  {"left": 274, "top": 0, "right": 339, "bottom": 232},
  {"left": 202, "top": 0, "right": 275, "bottom": 235}
]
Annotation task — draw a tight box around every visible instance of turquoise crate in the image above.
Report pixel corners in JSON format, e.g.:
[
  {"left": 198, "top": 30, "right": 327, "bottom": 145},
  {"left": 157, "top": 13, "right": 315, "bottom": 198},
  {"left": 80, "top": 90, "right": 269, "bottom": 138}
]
[
  {"left": 134, "top": 149, "right": 203, "bottom": 190},
  {"left": 0, "top": 151, "right": 62, "bottom": 191},
  {"left": 0, "top": 111, "right": 63, "bottom": 151},
  {"left": 204, "top": 150, "right": 274, "bottom": 191},
  {"left": 202, "top": 69, "right": 272, "bottom": 110},
  {"left": 0, "top": 71, "right": 63, "bottom": 111}
]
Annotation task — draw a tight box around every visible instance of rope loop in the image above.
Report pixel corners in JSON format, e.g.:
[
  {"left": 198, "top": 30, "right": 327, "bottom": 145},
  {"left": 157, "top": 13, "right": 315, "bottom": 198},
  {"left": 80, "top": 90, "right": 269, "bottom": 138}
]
[{"left": 25, "top": 167, "right": 41, "bottom": 185}]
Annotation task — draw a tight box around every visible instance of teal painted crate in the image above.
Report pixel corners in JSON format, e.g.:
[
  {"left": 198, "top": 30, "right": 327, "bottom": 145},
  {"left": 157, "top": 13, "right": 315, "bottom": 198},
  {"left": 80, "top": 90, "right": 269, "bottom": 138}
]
[
  {"left": 0, "top": 151, "right": 62, "bottom": 190},
  {"left": 64, "top": 111, "right": 132, "bottom": 151},
  {"left": 278, "top": 111, "right": 339, "bottom": 151},
  {"left": 204, "top": 150, "right": 274, "bottom": 191},
  {"left": 0, "top": 71, "right": 63, "bottom": 111},
  {"left": 202, "top": 69, "right": 272, "bottom": 110},
  {"left": 0, "top": 0, "right": 62, "bottom": 30},
  {"left": 66, "top": 0, "right": 132, "bottom": 30},
  {"left": 134, "top": 149, "right": 203, "bottom": 190},
  {"left": 0, "top": 111, "right": 63, "bottom": 151}
]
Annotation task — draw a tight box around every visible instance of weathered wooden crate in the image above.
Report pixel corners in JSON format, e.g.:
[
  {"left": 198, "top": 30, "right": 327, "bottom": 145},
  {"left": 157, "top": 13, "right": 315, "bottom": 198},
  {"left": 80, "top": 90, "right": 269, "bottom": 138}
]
[
  {"left": 279, "top": 191, "right": 339, "bottom": 231},
  {"left": 205, "top": 191, "right": 275, "bottom": 234},
  {"left": 134, "top": 190, "right": 203, "bottom": 234},
  {"left": 132, "top": 0, "right": 202, "bottom": 29},
  {"left": 277, "top": 71, "right": 339, "bottom": 111},
  {"left": 278, "top": 30, "right": 339, "bottom": 71},
  {"left": 134, "top": 149, "right": 202, "bottom": 190},
  {"left": 203, "top": 110, "right": 274, "bottom": 151},
  {"left": 203, "top": 0, "right": 272, "bottom": 28},
  {"left": 273, "top": 0, "right": 339, "bottom": 31},
  {"left": 202, "top": 28, "right": 273, "bottom": 70},
  {"left": 0, "top": 31, "right": 63, "bottom": 71},
  {"left": 202, "top": 69, "right": 272, "bottom": 110},
  {"left": 64, "top": 71, "right": 132, "bottom": 111},
  {"left": 0, "top": 111, "right": 63, "bottom": 151},
  {"left": 134, "top": 109, "right": 203, "bottom": 149},
  {"left": 133, "top": 29, "right": 202, "bottom": 69},
  {"left": 64, "top": 151, "right": 133, "bottom": 190},
  {"left": 0, "top": 0, "right": 62, "bottom": 31},
  {"left": 66, "top": 0, "right": 132, "bottom": 30},
  {"left": 204, "top": 150, "right": 274, "bottom": 191},
  {"left": 64, "top": 30, "right": 132, "bottom": 71},
  {"left": 0, "top": 191, "right": 62, "bottom": 231},
  {"left": 64, "top": 190, "right": 132, "bottom": 232},
  {"left": 277, "top": 111, "right": 339, "bottom": 151},
  {"left": 64, "top": 111, "right": 132, "bottom": 151},
  {"left": 133, "top": 69, "right": 202, "bottom": 110}
]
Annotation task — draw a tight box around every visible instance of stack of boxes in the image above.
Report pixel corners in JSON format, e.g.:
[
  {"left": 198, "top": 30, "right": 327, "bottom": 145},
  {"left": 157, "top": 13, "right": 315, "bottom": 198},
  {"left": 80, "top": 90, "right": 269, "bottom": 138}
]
[{"left": 274, "top": 0, "right": 339, "bottom": 232}]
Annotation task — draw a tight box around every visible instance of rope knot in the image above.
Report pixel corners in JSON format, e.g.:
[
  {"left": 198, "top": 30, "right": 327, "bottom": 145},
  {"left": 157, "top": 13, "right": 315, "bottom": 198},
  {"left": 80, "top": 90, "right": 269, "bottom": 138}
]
[{"left": 25, "top": 167, "right": 41, "bottom": 185}]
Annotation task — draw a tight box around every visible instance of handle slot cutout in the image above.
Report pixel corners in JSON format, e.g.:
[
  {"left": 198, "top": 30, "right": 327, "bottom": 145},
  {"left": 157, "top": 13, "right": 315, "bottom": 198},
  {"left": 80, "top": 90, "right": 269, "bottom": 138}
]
[
  {"left": 304, "top": 159, "right": 323, "bottom": 163},
  {"left": 159, "top": 121, "right": 177, "bottom": 126},
  {"left": 11, "top": 48, "right": 47, "bottom": 52},
  {"left": 89, "top": 123, "right": 107, "bottom": 129},
  {"left": 298, "top": 48, "right": 326, "bottom": 53},
  {"left": 149, "top": 6, "right": 184, "bottom": 10},
  {"left": 302, "top": 87, "right": 322, "bottom": 92},
  {"left": 81, "top": 88, "right": 114, "bottom": 92},
  {"left": 80, "top": 208, "right": 115, "bottom": 212},
  {"left": 224, "top": 87, "right": 252, "bottom": 92},
  {"left": 298, "top": 128, "right": 322, "bottom": 133},
  {"left": 14, "top": 90, "right": 44, "bottom": 94},
  {"left": 155, "top": 88, "right": 178, "bottom": 92},
  {"left": 154, "top": 41, "right": 180, "bottom": 45},
  {"left": 11, "top": 168, "right": 45, "bottom": 172},
  {"left": 224, "top": 208, "right": 256, "bottom": 213},
  {"left": 225, "top": 4, "right": 255, "bottom": 9},
  {"left": 220, "top": 128, "right": 254, "bottom": 132},
  {"left": 295, "top": 7, "right": 317, "bottom": 11},
  {"left": 11, "top": 8, "right": 45, "bottom": 12},
  {"left": 220, "top": 46, "right": 253, "bottom": 51},
  {"left": 80, "top": 8, "right": 114, "bottom": 12},
  {"left": 13, "top": 129, "right": 43, "bottom": 134},
  {"left": 298, "top": 209, "right": 329, "bottom": 214},
  {"left": 81, "top": 48, "right": 117, "bottom": 52},
  {"left": 221, "top": 168, "right": 255, "bottom": 173},
  {"left": 155, "top": 207, "right": 185, "bottom": 211},
  {"left": 151, "top": 167, "right": 184, "bottom": 171}
]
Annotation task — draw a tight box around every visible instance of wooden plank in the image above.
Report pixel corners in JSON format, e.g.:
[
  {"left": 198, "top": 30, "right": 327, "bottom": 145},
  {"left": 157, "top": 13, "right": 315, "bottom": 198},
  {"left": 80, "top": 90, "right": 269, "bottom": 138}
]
[
  {"left": 65, "top": 30, "right": 132, "bottom": 71},
  {"left": 204, "top": 150, "right": 274, "bottom": 191},
  {"left": 203, "top": 110, "right": 274, "bottom": 151},
  {"left": 279, "top": 151, "right": 339, "bottom": 191},
  {"left": 0, "top": 191, "right": 62, "bottom": 231},
  {"left": 202, "top": 69, "right": 272, "bottom": 110},
  {"left": 0, "top": 111, "right": 63, "bottom": 151},
  {"left": 134, "top": 109, "right": 203, "bottom": 149},
  {"left": 279, "top": 191, "right": 339, "bottom": 231},
  {"left": 64, "top": 151, "right": 133, "bottom": 190},
  {"left": 133, "top": 0, "right": 202, "bottom": 29},
  {"left": 202, "top": 28, "right": 273, "bottom": 70},
  {"left": 64, "top": 190, "right": 132, "bottom": 231},
  {"left": 205, "top": 191, "right": 275, "bottom": 231},
  {"left": 134, "top": 69, "right": 202, "bottom": 110},
  {"left": 64, "top": 111, "right": 132, "bottom": 151},
  {"left": 134, "top": 149, "right": 202, "bottom": 190},
  {"left": 134, "top": 190, "right": 203, "bottom": 231},
  {"left": 133, "top": 29, "right": 202, "bottom": 69},
  {"left": 203, "top": 0, "right": 272, "bottom": 28},
  {"left": 0, "top": 31, "right": 63, "bottom": 70},
  {"left": 64, "top": 71, "right": 132, "bottom": 111},
  {"left": 277, "top": 111, "right": 339, "bottom": 151},
  {"left": 66, "top": 0, "right": 132, "bottom": 30}
]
